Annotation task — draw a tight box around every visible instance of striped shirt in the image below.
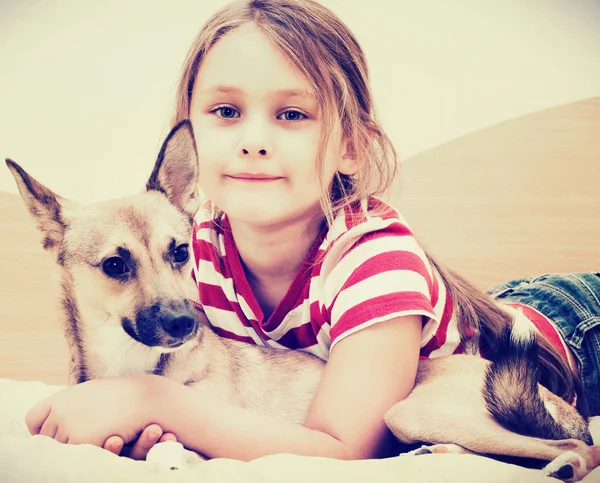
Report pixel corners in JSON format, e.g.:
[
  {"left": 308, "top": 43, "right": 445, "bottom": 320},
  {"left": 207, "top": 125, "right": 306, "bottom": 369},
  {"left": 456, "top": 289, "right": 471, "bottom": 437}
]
[{"left": 191, "top": 197, "right": 460, "bottom": 361}]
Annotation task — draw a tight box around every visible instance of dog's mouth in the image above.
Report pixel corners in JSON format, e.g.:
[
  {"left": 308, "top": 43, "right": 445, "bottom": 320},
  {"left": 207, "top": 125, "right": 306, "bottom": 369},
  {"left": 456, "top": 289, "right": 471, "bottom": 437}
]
[
  {"left": 155, "top": 337, "right": 200, "bottom": 354},
  {"left": 164, "top": 339, "right": 185, "bottom": 348}
]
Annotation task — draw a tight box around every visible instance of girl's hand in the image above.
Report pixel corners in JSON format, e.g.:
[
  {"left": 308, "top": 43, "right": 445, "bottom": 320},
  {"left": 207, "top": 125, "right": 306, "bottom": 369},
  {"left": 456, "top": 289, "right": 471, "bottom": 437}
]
[
  {"left": 104, "top": 424, "right": 178, "bottom": 459},
  {"left": 25, "top": 376, "right": 155, "bottom": 448}
]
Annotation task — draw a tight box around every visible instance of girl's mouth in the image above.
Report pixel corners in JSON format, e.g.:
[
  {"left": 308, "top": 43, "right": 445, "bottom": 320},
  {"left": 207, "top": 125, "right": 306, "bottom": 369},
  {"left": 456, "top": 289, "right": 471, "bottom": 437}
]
[{"left": 226, "top": 173, "right": 284, "bottom": 182}]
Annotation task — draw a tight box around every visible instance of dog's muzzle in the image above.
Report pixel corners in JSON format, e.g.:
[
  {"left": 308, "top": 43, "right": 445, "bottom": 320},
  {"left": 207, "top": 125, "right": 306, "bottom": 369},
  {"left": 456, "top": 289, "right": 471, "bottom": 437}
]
[{"left": 122, "top": 300, "right": 200, "bottom": 348}]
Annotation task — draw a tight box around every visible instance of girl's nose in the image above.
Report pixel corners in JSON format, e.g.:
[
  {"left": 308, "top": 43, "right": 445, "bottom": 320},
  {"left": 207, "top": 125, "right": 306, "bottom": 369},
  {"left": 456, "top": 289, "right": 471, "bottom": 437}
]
[
  {"left": 240, "top": 146, "right": 269, "bottom": 157},
  {"left": 237, "top": 121, "right": 273, "bottom": 159}
]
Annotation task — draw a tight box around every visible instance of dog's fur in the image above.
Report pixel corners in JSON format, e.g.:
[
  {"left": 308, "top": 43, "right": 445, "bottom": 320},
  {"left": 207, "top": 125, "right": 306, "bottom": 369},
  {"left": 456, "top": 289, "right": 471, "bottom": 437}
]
[{"left": 6, "top": 121, "right": 600, "bottom": 482}]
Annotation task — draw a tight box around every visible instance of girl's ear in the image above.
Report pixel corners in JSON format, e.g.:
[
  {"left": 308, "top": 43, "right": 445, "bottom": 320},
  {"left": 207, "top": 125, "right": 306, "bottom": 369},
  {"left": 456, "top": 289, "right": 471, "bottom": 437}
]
[{"left": 336, "top": 140, "right": 360, "bottom": 175}]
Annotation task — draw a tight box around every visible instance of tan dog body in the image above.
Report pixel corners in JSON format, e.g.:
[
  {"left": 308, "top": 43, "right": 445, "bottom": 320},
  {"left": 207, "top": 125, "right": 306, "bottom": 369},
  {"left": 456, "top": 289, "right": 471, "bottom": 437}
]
[{"left": 7, "top": 121, "right": 599, "bottom": 481}]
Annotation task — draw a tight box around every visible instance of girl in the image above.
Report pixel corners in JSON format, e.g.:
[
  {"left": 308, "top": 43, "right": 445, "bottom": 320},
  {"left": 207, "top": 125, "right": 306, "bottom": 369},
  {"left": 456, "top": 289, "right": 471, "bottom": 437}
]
[{"left": 25, "top": 0, "right": 599, "bottom": 462}]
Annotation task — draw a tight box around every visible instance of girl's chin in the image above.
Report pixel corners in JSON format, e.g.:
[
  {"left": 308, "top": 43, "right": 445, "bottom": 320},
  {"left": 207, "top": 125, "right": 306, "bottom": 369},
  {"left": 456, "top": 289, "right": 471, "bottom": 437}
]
[
  {"left": 223, "top": 203, "right": 322, "bottom": 228},
  {"left": 225, "top": 208, "right": 292, "bottom": 226}
]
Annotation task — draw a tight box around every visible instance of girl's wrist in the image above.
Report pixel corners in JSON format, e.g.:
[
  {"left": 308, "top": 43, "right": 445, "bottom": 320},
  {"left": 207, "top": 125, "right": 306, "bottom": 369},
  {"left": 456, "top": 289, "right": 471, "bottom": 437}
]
[{"left": 133, "top": 374, "right": 174, "bottom": 425}]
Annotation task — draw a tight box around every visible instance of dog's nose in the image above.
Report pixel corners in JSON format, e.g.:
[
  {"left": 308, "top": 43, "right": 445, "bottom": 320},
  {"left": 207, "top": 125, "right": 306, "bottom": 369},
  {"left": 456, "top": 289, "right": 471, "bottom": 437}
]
[{"left": 160, "top": 315, "right": 196, "bottom": 338}]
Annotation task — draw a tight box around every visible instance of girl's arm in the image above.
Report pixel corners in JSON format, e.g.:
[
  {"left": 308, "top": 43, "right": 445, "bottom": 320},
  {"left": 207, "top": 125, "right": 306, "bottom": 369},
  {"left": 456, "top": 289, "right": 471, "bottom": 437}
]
[{"left": 148, "top": 314, "right": 422, "bottom": 461}]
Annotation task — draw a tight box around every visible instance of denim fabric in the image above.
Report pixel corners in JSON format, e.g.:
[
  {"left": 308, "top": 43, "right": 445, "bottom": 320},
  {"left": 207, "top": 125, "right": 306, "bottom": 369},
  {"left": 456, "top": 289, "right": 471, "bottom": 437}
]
[{"left": 487, "top": 272, "right": 600, "bottom": 416}]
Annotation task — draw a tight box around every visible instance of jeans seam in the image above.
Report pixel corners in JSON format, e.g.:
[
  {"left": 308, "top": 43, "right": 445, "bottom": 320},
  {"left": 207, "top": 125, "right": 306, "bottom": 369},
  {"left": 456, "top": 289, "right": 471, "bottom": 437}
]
[
  {"left": 570, "top": 274, "right": 600, "bottom": 309},
  {"left": 534, "top": 282, "right": 591, "bottom": 320},
  {"left": 494, "top": 281, "right": 531, "bottom": 298},
  {"left": 579, "top": 315, "right": 600, "bottom": 331}
]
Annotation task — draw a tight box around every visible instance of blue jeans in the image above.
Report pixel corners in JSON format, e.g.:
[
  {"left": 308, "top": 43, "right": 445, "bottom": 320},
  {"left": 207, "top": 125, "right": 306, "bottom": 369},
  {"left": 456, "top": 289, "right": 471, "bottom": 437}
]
[{"left": 487, "top": 272, "right": 600, "bottom": 416}]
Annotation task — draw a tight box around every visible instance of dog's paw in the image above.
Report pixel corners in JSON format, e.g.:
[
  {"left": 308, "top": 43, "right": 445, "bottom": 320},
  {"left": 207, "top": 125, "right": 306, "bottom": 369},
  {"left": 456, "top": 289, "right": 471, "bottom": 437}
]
[
  {"left": 402, "top": 443, "right": 470, "bottom": 457},
  {"left": 146, "top": 441, "right": 203, "bottom": 471},
  {"left": 543, "top": 451, "right": 587, "bottom": 482}
]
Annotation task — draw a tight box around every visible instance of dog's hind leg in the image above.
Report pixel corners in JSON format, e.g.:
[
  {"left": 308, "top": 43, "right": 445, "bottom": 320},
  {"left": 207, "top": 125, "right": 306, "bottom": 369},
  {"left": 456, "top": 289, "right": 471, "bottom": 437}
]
[
  {"left": 402, "top": 440, "right": 599, "bottom": 483},
  {"left": 542, "top": 445, "right": 600, "bottom": 483},
  {"left": 403, "top": 443, "right": 474, "bottom": 456},
  {"left": 386, "top": 398, "right": 600, "bottom": 482}
]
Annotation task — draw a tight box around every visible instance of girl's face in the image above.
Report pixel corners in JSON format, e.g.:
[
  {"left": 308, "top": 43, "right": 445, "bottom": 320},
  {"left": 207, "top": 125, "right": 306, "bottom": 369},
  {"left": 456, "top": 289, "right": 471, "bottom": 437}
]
[{"left": 189, "top": 24, "right": 348, "bottom": 228}]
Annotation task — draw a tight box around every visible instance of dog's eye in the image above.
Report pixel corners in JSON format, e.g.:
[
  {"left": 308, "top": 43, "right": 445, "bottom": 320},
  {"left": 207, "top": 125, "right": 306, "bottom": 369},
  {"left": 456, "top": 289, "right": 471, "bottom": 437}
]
[
  {"left": 173, "top": 244, "right": 189, "bottom": 264},
  {"left": 102, "top": 257, "right": 129, "bottom": 278}
]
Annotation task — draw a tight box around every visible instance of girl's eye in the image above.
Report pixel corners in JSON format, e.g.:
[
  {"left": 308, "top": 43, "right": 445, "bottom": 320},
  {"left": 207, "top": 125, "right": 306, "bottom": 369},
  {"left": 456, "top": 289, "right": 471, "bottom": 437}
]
[
  {"left": 278, "top": 110, "right": 307, "bottom": 122},
  {"left": 212, "top": 106, "right": 240, "bottom": 119}
]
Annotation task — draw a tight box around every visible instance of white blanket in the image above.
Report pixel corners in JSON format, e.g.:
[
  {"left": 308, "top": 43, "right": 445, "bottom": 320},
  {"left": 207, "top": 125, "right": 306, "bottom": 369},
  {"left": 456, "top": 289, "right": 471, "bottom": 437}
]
[{"left": 0, "top": 378, "right": 598, "bottom": 483}]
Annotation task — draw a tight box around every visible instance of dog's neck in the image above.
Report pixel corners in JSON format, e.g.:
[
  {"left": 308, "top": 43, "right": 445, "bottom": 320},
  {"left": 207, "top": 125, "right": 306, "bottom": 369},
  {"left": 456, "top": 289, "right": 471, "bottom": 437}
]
[
  {"left": 60, "top": 282, "right": 211, "bottom": 385},
  {"left": 61, "top": 284, "right": 162, "bottom": 383},
  {"left": 85, "top": 324, "right": 161, "bottom": 379}
]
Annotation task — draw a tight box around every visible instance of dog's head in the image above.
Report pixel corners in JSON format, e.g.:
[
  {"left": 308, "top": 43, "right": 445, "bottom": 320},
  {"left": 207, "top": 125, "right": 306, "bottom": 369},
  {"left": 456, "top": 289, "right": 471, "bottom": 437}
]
[{"left": 6, "top": 121, "right": 208, "bottom": 351}]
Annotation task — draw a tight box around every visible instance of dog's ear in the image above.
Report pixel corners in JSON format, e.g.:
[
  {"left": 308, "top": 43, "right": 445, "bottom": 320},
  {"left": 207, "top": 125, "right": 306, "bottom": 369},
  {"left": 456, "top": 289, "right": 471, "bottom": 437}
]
[
  {"left": 146, "top": 120, "right": 200, "bottom": 219},
  {"left": 5, "top": 159, "right": 76, "bottom": 252}
]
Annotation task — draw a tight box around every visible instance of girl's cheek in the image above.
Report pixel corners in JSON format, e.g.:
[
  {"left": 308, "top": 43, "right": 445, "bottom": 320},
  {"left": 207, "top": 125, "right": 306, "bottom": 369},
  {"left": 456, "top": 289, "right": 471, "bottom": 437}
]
[{"left": 195, "top": 127, "right": 236, "bottom": 149}]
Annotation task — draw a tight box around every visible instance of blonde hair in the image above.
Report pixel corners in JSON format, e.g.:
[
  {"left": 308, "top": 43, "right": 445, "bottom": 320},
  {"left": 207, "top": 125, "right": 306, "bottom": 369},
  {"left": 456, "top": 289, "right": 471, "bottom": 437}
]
[
  {"left": 171, "top": 0, "right": 585, "bottom": 413},
  {"left": 171, "top": 0, "right": 398, "bottom": 225}
]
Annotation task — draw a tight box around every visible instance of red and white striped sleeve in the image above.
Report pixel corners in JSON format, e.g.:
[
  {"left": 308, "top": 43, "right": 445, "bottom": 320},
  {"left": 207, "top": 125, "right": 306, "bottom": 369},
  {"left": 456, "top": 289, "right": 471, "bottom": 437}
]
[{"left": 324, "top": 221, "right": 438, "bottom": 348}]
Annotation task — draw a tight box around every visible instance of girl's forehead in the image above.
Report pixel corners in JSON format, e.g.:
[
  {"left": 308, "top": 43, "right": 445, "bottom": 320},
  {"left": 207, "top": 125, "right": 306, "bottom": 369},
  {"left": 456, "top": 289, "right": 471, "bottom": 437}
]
[{"left": 194, "top": 23, "right": 314, "bottom": 98}]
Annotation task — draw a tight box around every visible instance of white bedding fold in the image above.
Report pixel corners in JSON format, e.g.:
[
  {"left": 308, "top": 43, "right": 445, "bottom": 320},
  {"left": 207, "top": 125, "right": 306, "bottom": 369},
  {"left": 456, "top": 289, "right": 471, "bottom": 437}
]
[{"left": 1, "top": 378, "right": 596, "bottom": 483}]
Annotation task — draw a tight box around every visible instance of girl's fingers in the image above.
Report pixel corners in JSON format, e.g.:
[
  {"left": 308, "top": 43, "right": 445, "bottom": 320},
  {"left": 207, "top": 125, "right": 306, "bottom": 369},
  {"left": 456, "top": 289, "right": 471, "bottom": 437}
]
[
  {"left": 55, "top": 427, "right": 69, "bottom": 444},
  {"left": 24, "top": 400, "right": 52, "bottom": 435},
  {"left": 159, "top": 432, "right": 177, "bottom": 443},
  {"left": 104, "top": 435, "right": 125, "bottom": 455},
  {"left": 39, "top": 418, "right": 58, "bottom": 440},
  {"left": 128, "top": 424, "right": 164, "bottom": 460}
]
